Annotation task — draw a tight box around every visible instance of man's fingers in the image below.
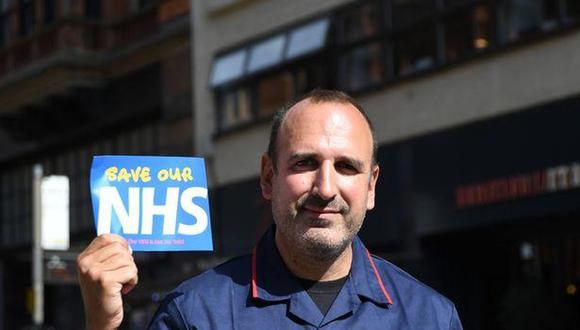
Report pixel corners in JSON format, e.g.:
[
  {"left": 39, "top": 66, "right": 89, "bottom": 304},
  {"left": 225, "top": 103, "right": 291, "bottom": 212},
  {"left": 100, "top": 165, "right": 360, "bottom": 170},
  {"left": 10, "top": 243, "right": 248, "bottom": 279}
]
[
  {"left": 98, "top": 251, "right": 135, "bottom": 273},
  {"left": 121, "top": 280, "right": 138, "bottom": 295},
  {"left": 84, "top": 241, "right": 130, "bottom": 264},
  {"left": 121, "top": 266, "right": 139, "bottom": 294},
  {"left": 101, "top": 265, "right": 139, "bottom": 295},
  {"left": 78, "top": 239, "right": 132, "bottom": 274},
  {"left": 82, "top": 234, "right": 128, "bottom": 256}
]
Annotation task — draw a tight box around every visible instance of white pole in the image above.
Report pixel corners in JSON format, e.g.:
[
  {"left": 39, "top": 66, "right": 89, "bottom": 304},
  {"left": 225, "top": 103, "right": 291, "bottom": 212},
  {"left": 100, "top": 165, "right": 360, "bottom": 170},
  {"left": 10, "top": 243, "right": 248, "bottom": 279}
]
[{"left": 32, "top": 164, "right": 44, "bottom": 326}]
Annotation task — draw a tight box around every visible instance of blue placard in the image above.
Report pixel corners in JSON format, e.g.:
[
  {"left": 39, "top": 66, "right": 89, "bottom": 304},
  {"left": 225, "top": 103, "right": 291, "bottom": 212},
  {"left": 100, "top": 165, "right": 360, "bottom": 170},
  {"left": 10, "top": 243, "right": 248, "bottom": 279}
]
[{"left": 90, "top": 156, "right": 213, "bottom": 251}]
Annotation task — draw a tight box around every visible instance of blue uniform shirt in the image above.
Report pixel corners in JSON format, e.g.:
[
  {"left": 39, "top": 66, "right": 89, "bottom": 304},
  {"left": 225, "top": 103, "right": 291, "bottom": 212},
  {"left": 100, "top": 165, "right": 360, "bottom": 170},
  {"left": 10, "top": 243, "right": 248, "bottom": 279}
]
[{"left": 148, "top": 227, "right": 463, "bottom": 329}]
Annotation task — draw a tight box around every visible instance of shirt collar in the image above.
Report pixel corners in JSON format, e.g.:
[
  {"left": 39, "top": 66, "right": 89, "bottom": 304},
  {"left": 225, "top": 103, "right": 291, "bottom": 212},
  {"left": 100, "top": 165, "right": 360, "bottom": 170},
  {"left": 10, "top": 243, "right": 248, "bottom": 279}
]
[
  {"left": 349, "top": 235, "right": 394, "bottom": 306},
  {"left": 251, "top": 226, "right": 302, "bottom": 301},
  {"left": 251, "top": 225, "right": 394, "bottom": 307}
]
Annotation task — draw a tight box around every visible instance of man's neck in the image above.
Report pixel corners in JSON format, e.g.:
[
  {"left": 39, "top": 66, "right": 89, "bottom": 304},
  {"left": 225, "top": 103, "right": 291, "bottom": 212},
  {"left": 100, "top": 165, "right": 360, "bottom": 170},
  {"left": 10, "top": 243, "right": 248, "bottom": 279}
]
[{"left": 274, "top": 230, "right": 353, "bottom": 281}]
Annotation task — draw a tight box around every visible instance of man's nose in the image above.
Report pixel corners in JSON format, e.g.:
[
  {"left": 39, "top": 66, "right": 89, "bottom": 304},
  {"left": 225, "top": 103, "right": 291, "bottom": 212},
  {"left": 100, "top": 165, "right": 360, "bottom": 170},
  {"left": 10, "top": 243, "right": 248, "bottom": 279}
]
[{"left": 313, "top": 162, "right": 337, "bottom": 200}]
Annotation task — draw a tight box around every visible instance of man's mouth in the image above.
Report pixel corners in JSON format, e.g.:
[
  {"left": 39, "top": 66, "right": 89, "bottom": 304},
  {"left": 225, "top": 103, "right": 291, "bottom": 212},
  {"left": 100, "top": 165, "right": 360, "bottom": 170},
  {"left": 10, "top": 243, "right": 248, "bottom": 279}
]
[
  {"left": 301, "top": 207, "right": 342, "bottom": 225},
  {"left": 302, "top": 206, "right": 341, "bottom": 215}
]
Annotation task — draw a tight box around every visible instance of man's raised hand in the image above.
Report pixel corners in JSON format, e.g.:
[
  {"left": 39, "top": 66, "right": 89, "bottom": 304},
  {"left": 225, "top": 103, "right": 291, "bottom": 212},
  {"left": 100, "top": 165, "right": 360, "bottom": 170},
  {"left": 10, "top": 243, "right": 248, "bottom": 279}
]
[{"left": 77, "top": 234, "right": 138, "bottom": 330}]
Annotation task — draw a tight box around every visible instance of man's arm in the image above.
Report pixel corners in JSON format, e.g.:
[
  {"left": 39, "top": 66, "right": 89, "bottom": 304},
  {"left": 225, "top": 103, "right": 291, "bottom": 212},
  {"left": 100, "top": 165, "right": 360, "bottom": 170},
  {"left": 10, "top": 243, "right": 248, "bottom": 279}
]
[
  {"left": 449, "top": 304, "right": 464, "bottom": 330},
  {"left": 147, "top": 292, "right": 188, "bottom": 330},
  {"left": 77, "top": 234, "right": 138, "bottom": 330}
]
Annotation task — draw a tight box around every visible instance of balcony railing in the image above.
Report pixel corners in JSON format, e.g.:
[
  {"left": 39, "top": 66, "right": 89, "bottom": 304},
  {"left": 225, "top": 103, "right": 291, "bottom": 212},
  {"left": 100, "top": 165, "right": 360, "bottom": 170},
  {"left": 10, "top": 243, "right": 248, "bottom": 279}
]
[{"left": 0, "top": 0, "right": 189, "bottom": 80}]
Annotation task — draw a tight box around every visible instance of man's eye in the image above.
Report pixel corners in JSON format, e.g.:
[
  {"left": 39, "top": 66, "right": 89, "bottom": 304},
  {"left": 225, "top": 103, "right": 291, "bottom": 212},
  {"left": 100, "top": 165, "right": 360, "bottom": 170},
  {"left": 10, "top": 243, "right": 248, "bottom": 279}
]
[
  {"left": 336, "top": 163, "right": 358, "bottom": 174},
  {"left": 294, "top": 159, "right": 316, "bottom": 168}
]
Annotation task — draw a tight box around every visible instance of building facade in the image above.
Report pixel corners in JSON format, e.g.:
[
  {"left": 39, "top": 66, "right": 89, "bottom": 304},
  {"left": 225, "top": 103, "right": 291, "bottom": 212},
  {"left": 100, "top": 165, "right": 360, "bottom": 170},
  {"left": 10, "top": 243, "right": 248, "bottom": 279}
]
[
  {"left": 1, "top": 0, "right": 579, "bottom": 328},
  {"left": 192, "top": 1, "right": 580, "bottom": 329},
  {"left": 0, "top": 0, "right": 192, "bottom": 328}
]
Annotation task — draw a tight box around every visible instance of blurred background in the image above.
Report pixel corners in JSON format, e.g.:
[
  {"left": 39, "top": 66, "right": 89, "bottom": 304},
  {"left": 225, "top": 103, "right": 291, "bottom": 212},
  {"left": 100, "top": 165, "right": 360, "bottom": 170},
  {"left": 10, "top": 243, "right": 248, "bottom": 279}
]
[{"left": 0, "top": 0, "right": 579, "bottom": 329}]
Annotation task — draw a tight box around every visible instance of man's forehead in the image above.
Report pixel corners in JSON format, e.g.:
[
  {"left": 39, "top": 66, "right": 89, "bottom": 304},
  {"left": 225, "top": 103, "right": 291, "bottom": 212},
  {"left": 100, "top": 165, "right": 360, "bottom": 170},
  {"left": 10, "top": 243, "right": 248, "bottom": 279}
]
[
  {"left": 278, "top": 99, "right": 374, "bottom": 159},
  {"left": 283, "top": 99, "right": 369, "bottom": 130}
]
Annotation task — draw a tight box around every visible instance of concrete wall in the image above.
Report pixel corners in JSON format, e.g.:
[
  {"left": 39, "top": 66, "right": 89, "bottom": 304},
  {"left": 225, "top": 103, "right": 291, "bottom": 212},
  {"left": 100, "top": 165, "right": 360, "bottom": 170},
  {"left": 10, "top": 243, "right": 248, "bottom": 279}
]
[
  {"left": 364, "top": 31, "right": 580, "bottom": 145},
  {"left": 191, "top": 0, "right": 580, "bottom": 187}
]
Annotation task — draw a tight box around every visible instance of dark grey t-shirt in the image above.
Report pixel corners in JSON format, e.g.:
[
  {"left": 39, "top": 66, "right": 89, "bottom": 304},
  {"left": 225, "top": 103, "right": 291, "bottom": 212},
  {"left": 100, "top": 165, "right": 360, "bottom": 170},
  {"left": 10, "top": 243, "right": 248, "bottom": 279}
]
[{"left": 299, "top": 276, "right": 349, "bottom": 316}]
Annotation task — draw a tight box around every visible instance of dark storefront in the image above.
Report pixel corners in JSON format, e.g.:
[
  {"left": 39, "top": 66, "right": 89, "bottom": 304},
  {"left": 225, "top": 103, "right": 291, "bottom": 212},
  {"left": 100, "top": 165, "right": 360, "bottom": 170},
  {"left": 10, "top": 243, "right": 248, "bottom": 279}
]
[{"left": 371, "top": 95, "right": 580, "bottom": 330}]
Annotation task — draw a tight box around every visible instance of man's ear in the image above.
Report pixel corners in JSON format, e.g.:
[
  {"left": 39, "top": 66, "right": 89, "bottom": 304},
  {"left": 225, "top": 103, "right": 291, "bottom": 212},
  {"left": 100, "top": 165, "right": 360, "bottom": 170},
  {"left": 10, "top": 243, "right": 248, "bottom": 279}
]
[
  {"left": 366, "top": 164, "right": 380, "bottom": 210},
  {"left": 260, "top": 153, "right": 274, "bottom": 200}
]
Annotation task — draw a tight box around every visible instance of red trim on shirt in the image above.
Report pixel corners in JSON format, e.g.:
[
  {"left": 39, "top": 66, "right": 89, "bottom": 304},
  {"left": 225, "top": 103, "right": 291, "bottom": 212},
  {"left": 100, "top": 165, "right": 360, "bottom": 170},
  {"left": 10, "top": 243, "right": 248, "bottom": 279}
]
[
  {"left": 366, "top": 249, "right": 394, "bottom": 305},
  {"left": 251, "top": 246, "right": 259, "bottom": 299}
]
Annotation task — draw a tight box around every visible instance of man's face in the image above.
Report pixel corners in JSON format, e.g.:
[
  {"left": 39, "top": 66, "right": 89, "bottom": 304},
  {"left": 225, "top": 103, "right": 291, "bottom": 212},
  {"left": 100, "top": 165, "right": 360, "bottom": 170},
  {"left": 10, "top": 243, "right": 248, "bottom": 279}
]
[{"left": 260, "top": 99, "right": 379, "bottom": 261}]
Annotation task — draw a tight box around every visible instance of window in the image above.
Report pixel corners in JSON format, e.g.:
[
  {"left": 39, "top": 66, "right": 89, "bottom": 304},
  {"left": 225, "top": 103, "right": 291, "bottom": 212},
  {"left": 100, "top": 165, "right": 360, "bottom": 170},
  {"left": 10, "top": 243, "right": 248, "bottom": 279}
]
[
  {"left": 0, "top": 0, "right": 8, "bottom": 11},
  {"left": 211, "top": 17, "right": 330, "bottom": 89},
  {"left": 565, "top": 0, "right": 580, "bottom": 22},
  {"left": 257, "top": 72, "right": 294, "bottom": 116},
  {"left": 285, "top": 18, "right": 329, "bottom": 60},
  {"left": 85, "top": 0, "right": 101, "bottom": 20},
  {"left": 215, "top": 60, "right": 326, "bottom": 131},
  {"left": 247, "top": 34, "right": 285, "bottom": 74},
  {"left": 296, "top": 60, "right": 327, "bottom": 94},
  {"left": 211, "top": 49, "right": 247, "bottom": 87},
  {"left": 0, "top": 173, "right": 10, "bottom": 247},
  {"left": 211, "top": 18, "right": 330, "bottom": 132},
  {"left": 336, "top": 1, "right": 386, "bottom": 93},
  {"left": 0, "top": 166, "right": 32, "bottom": 246},
  {"left": 43, "top": 0, "right": 55, "bottom": 24},
  {"left": 0, "top": 0, "right": 9, "bottom": 47},
  {"left": 444, "top": 4, "right": 493, "bottom": 62},
  {"left": 337, "top": 1, "right": 381, "bottom": 44},
  {"left": 211, "top": 0, "right": 578, "bottom": 134},
  {"left": 391, "top": 0, "right": 435, "bottom": 30},
  {"left": 338, "top": 42, "right": 386, "bottom": 92},
  {"left": 541, "top": 0, "right": 560, "bottom": 31},
  {"left": 130, "top": 0, "right": 154, "bottom": 13},
  {"left": 394, "top": 24, "right": 436, "bottom": 76},
  {"left": 443, "top": 0, "right": 478, "bottom": 7},
  {"left": 18, "top": 0, "right": 35, "bottom": 36},
  {"left": 499, "top": 0, "right": 560, "bottom": 43},
  {"left": 217, "top": 87, "right": 252, "bottom": 130}
]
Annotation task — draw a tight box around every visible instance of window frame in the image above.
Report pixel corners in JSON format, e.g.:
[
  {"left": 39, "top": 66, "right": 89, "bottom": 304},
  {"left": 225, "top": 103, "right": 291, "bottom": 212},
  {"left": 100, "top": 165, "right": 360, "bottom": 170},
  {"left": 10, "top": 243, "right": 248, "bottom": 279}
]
[
  {"left": 210, "top": 0, "right": 580, "bottom": 136},
  {"left": 18, "top": 0, "right": 35, "bottom": 37},
  {"left": 211, "top": 16, "right": 332, "bottom": 136}
]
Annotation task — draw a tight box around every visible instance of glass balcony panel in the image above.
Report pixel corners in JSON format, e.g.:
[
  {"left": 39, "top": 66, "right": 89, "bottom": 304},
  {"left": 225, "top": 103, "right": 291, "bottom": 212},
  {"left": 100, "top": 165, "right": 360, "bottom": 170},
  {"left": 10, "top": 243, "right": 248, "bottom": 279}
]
[
  {"left": 286, "top": 18, "right": 329, "bottom": 60},
  {"left": 247, "top": 34, "right": 285, "bottom": 74}
]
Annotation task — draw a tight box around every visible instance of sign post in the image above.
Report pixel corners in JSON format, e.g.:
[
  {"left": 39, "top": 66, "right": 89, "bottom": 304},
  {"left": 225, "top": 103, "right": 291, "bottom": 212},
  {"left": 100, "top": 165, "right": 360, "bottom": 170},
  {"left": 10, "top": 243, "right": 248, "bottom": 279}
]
[
  {"left": 32, "top": 165, "right": 70, "bottom": 327},
  {"left": 32, "top": 164, "right": 44, "bottom": 326}
]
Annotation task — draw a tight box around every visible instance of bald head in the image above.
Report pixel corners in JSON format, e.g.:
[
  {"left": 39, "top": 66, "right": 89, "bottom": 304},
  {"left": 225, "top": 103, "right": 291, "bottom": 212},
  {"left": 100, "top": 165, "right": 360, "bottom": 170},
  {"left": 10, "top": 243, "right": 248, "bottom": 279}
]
[{"left": 267, "top": 89, "right": 377, "bottom": 171}]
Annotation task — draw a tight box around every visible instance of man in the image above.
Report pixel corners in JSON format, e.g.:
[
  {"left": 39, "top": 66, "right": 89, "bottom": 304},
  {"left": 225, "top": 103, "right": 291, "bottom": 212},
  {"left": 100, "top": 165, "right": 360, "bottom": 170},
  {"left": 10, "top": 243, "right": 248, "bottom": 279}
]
[{"left": 77, "top": 89, "right": 463, "bottom": 329}]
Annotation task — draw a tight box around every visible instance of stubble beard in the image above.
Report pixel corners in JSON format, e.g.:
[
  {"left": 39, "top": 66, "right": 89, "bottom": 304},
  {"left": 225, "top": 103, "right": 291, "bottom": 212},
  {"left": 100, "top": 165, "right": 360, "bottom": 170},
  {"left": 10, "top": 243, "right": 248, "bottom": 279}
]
[{"left": 273, "top": 194, "right": 365, "bottom": 262}]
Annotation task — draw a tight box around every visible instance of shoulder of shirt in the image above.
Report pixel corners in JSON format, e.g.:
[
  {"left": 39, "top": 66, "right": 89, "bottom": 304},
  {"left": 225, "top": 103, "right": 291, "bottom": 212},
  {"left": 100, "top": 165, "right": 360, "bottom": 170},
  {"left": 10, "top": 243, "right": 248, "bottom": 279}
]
[
  {"left": 368, "top": 253, "right": 456, "bottom": 309},
  {"left": 166, "top": 253, "right": 252, "bottom": 298},
  {"left": 148, "top": 255, "right": 253, "bottom": 327}
]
